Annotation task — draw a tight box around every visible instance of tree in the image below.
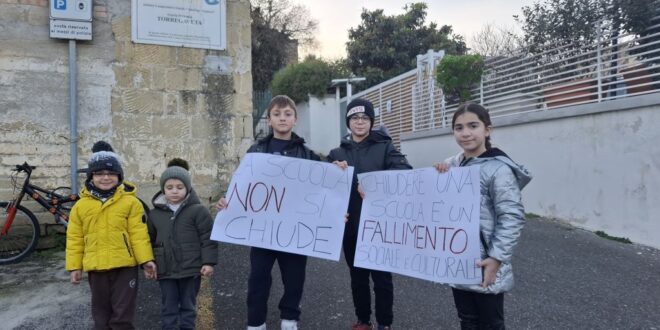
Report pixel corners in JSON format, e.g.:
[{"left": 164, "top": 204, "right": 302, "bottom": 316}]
[
  {"left": 345, "top": 3, "right": 467, "bottom": 89},
  {"left": 271, "top": 56, "right": 340, "bottom": 103},
  {"left": 470, "top": 23, "right": 521, "bottom": 57},
  {"left": 251, "top": 0, "right": 318, "bottom": 91},
  {"left": 436, "top": 55, "right": 484, "bottom": 102},
  {"left": 514, "top": 0, "right": 657, "bottom": 83},
  {"left": 515, "top": 0, "right": 656, "bottom": 52},
  {"left": 251, "top": 0, "right": 318, "bottom": 47}
]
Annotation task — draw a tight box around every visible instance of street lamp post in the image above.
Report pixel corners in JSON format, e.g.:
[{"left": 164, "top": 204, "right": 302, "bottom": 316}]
[{"left": 331, "top": 77, "right": 366, "bottom": 102}]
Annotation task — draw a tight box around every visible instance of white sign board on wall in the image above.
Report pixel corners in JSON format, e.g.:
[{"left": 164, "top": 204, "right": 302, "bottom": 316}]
[{"left": 131, "top": 0, "right": 227, "bottom": 50}]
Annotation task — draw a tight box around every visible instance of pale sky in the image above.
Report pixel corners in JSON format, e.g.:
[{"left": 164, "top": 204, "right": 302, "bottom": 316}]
[{"left": 293, "top": 0, "right": 533, "bottom": 59}]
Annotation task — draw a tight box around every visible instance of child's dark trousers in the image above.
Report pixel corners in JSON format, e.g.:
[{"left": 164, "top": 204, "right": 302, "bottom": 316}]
[
  {"left": 247, "top": 247, "right": 307, "bottom": 326},
  {"left": 88, "top": 266, "right": 138, "bottom": 330},
  {"left": 159, "top": 276, "right": 201, "bottom": 330},
  {"left": 343, "top": 232, "right": 394, "bottom": 327},
  {"left": 452, "top": 288, "right": 505, "bottom": 330}
]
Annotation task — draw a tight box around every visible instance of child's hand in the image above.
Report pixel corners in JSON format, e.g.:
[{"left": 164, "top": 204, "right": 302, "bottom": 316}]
[
  {"left": 434, "top": 162, "right": 451, "bottom": 173},
  {"left": 332, "top": 160, "right": 348, "bottom": 170},
  {"left": 215, "top": 197, "right": 227, "bottom": 211},
  {"left": 357, "top": 183, "right": 365, "bottom": 199},
  {"left": 70, "top": 270, "right": 82, "bottom": 284},
  {"left": 477, "top": 257, "right": 501, "bottom": 288},
  {"left": 143, "top": 261, "right": 158, "bottom": 280},
  {"left": 201, "top": 265, "right": 214, "bottom": 277},
  {"left": 344, "top": 213, "right": 349, "bottom": 224}
]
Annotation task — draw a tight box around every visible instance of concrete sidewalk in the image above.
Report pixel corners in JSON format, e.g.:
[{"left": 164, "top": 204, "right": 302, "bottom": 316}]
[{"left": 2, "top": 216, "right": 659, "bottom": 329}]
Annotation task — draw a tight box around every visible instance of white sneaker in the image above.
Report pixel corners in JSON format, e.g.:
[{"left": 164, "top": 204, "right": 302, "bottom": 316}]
[
  {"left": 281, "top": 319, "right": 298, "bottom": 330},
  {"left": 248, "top": 324, "right": 266, "bottom": 330}
]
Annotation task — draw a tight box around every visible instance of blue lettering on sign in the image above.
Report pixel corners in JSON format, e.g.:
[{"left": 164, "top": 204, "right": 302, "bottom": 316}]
[
  {"left": 205, "top": 0, "right": 220, "bottom": 4},
  {"left": 54, "top": 0, "right": 66, "bottom": 10}
]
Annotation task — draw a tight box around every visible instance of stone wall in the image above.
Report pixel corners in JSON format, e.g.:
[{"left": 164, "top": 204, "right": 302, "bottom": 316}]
[{"left": 0, "top": 0, "right": 252, "bottom": 208}]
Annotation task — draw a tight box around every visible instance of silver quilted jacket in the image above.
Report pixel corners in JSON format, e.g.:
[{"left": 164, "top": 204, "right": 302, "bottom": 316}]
[{"left": 446, "top": 149, "right": 532, "bottom": 294}]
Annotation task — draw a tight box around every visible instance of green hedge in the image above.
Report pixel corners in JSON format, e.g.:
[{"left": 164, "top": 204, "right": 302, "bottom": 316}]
[
  {"left": 271, "top": 58, "right": 333, "bottom": 103},
  {"left": 436, "top": 54, "right": 484, "bottom": 102}
]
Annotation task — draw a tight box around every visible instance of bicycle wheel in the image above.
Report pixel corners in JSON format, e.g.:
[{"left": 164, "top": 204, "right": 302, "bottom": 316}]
[{"left": 0, "top": 201, "right": 40, "bottom": 265}]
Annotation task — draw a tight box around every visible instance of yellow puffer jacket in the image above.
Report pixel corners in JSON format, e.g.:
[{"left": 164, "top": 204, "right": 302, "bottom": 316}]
[{"left": 66, "top": 182, "right": 154, "bottom": 272}]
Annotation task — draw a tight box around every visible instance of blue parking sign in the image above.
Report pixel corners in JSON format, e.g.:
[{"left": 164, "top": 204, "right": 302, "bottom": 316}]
[
  {"left": 50, "top": 0, "right": 92, "bottom": 21},
  {"left": 54, "top": 0, "right": 66, "bottom": 10}
]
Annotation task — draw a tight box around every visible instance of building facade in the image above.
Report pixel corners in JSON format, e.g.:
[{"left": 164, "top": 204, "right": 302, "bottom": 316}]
[{"left": 0, "top": 0, "right": 253, "bottom": 205}]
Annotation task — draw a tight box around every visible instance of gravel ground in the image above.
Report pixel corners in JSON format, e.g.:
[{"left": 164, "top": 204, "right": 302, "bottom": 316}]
[{"left": 0, "top": 251, "right": 91, "bottom": 329}]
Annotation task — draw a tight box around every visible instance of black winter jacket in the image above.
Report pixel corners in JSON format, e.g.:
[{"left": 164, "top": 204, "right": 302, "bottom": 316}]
[
  {"left": 327, "top": 129, "right": 412, "bottom": 235},
  {"left": 248, "top": 132, "right": 321, "bottom": 161},
  {"left": 147, "top": 189, "right": 218, "bottom": 279}
]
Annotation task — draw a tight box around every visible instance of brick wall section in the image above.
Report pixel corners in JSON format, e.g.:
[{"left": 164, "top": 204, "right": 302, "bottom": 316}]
[
  {"left": 93, "top": 5, "right": 107, "bottom": 20},
  {"left": 0, "top": 2, "right": 114, "bottom": 201},
  {"left": 0, "top": 1, "right": 252, "bottom": 214}
]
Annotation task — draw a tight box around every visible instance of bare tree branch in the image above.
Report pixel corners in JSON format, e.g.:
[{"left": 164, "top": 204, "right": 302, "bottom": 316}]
[{"left": 470, "top": 22, "right": 522, "bottom": 56}]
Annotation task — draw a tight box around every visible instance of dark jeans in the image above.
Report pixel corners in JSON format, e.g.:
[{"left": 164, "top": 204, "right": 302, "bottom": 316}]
[
  {"left": 88, "top": 266, "right": 138, "bottom": 330},
  {"left": 247, "top": 247, "right": 307, "bottom": 326},
  {"left": 343, "top": 233, "right": 394, "bottom": 326},
  {"left": 452, "top": 288, "right": 505, "bottom": 330},
  {"left": 159, "top": 276, "right": 201, "bottom": 330}
]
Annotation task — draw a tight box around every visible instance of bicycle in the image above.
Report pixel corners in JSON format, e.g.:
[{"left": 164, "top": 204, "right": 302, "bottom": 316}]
[{"left": 0, "top": 162, "right": 79, "bottom": 265}]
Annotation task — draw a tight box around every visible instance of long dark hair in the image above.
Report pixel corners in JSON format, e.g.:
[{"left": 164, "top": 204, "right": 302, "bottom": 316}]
[{"left": 451, "top": 103, "right": 492, "bottom": 149}]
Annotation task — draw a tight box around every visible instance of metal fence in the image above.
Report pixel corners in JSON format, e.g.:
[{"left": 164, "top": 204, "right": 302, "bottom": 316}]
[
  {"left": 253, "top": 90, "right": 272, "bottom": 139},
  {"left": 413, "top": 17, "right": 660, "bottom": 131}
]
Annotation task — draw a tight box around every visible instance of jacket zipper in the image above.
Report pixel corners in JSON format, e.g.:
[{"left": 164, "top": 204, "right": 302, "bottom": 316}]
[
  {"left": 459, "top": 156, "right": 489, "bottom": 256},
  {"left": 122, "top": 233, "right": 133, "bottom": 257}
]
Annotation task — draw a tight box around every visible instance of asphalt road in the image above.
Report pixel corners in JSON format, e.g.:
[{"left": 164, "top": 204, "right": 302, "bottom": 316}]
[{"left": 3, "top": 217, "right": 659, "bottom": 329}]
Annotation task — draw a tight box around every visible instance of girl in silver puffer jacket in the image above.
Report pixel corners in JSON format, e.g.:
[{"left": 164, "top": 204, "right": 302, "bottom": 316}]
[{"left": 435, "top": 103, "right": 532, "bottom": 330}]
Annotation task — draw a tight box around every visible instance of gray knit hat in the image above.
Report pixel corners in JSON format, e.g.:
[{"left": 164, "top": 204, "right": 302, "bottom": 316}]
[{"left": 160, "top": 166, "right": 191, "bottom": 192}]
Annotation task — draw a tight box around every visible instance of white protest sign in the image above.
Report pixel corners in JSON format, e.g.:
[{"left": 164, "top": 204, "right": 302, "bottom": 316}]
[
  {"left": 354, "top": 166, "right": 482, "bottom": 284},
  {"left": 211, "top": 153, "right": 354, "bottom": 261}
]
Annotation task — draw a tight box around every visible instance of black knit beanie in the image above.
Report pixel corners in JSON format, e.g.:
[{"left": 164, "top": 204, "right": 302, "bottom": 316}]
[{"left": 346, "top": 98, "right": 375, "bottom": 128}]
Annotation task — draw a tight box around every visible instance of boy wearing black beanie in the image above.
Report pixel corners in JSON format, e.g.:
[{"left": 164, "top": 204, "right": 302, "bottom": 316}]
[{"left": 328, "top": 98, "right": 412, "bottom": 330}]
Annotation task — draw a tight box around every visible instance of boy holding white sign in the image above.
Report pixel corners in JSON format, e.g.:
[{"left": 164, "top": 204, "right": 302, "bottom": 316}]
[
  {"left": 327, "top": 98, "right": 412, "bottom": 330},
  {"left": 435, "top": 103, "right": 531, "bottom": 330},
  {"left": 216, "top": 95, "right": 320, "bottom": 330}
]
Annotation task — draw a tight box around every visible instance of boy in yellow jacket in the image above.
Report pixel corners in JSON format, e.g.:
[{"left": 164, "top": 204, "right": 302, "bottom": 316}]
[{"left": 66, "top": 141, "right": 156, "bottom": 329}]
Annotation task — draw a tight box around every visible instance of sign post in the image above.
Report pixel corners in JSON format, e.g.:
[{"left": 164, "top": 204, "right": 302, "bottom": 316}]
[{"left": 49, "top": 0, "right": 93, "bottom": 193}]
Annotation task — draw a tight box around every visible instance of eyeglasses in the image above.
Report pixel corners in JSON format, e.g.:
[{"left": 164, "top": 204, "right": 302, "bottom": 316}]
[
  {"left": 349, "top": 115, "right": 371, "bottom": 123},
  {"left": 92, "top": 171, "right": 119, "bottom": 178}
]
